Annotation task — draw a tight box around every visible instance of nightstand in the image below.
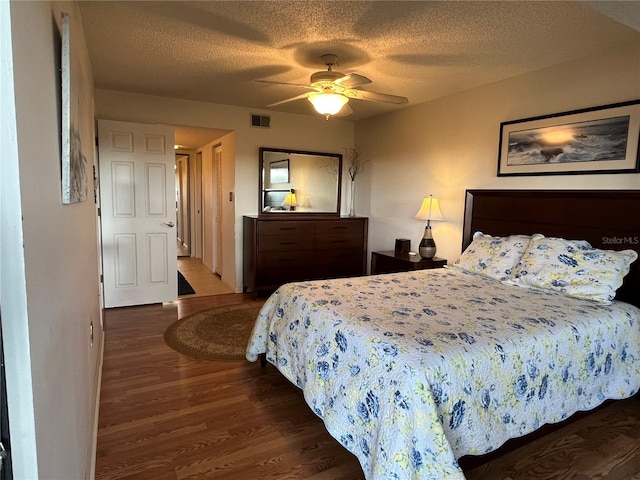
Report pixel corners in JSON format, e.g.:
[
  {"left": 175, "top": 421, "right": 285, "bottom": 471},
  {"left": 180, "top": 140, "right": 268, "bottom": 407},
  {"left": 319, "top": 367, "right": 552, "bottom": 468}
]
[{"left": 371, "top": 250, "right": 447, "bottom": 275}]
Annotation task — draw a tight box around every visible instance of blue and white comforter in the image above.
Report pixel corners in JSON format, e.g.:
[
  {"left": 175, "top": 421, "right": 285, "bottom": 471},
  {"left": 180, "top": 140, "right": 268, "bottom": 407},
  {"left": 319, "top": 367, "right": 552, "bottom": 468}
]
[{"left": 246, "top": 268, "right": 640, "bottom": 479}]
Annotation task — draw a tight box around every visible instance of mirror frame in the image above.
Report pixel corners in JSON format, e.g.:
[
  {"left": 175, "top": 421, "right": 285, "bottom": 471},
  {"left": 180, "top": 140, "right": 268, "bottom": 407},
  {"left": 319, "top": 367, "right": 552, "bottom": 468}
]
[{"left": 259, "top": 147, "right": 343, "bottom": 218}]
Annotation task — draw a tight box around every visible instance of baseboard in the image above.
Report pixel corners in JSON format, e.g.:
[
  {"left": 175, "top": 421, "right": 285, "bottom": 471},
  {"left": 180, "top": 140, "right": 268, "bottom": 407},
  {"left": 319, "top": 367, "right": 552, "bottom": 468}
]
[
  {"left": 86, "top": 332, "right": 104, "bottom": 480},
  {"left": 221, "top": 277, "right": 237, "bottom": 292}
]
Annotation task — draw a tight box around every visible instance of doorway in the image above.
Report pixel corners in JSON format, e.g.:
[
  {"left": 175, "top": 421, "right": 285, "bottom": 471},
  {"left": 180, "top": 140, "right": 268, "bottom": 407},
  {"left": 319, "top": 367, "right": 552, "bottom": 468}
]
[
  {"left": 174, "top": 137, "right": 234, "bottom": 297},
  {"left": 174, "top": 125, "right": 236, "bottom": 292}
]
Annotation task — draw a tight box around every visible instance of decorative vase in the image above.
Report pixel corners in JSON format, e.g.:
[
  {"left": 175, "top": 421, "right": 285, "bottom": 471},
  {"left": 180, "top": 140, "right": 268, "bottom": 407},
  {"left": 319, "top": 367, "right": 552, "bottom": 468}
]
[
  {"left": 419, "top": 225, "right": 436, "bottom": 259},
  {"left": 349, "top": 178, "right": 356, "bottom": 217}
]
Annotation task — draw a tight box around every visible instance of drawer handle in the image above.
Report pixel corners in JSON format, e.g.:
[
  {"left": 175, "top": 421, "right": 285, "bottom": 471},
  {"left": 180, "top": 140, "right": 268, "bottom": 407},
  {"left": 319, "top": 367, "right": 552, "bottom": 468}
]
[
  {"left": 279, "top": 227, "right": 296, "bottom": 231},
  {"left": 279, "top": 242, "right": 297, "bottom": 245},
  {"left": 331, "top": 240, "right": 347, "bottom": 244}
]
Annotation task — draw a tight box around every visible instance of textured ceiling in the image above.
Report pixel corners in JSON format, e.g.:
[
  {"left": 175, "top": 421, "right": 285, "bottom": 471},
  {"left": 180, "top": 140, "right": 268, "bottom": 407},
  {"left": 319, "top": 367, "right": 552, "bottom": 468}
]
[{"left": 79, "top": 1, "right": 640, "bottom": 148}]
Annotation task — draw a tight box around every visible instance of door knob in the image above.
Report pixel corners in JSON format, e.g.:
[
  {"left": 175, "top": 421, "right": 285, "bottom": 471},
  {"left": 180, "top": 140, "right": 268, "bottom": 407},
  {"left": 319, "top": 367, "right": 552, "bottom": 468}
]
[{"left": 162, "top": 221, "right": 175, "bottom": 228}]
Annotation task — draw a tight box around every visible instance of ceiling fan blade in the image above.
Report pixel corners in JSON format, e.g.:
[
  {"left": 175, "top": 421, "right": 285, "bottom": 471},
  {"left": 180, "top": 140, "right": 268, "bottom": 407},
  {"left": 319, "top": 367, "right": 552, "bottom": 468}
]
[
  {"left": 256, "top": 79, "right": 316, "bottom": 90},
  {"left": 344, "top": 89, "right": 408, "bottom": 105},
  {"left": 334, "top": 103, "right": 354, "bottom": 117},
  {"left": 334, "top": 73, "right": 372, "bottom": 88},
  {"left": 266, "top": 92, "right": 311, "bottom": 107}
]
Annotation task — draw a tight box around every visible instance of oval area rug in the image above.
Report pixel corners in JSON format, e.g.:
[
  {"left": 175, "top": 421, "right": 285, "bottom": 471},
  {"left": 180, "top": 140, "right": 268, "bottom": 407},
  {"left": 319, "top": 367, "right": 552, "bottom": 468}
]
[{"left": 164, "top": 303, "right": 264, "bottom": 361}]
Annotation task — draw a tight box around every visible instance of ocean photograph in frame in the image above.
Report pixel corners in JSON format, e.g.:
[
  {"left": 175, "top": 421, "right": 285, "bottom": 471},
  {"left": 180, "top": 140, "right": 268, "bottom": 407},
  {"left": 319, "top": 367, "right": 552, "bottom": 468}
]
[
  {"left": 61, "top": 11, "right": 88, "bottom": 204},
  {"left": 497, "top": 100, "right": 640, "bottom": 176}
]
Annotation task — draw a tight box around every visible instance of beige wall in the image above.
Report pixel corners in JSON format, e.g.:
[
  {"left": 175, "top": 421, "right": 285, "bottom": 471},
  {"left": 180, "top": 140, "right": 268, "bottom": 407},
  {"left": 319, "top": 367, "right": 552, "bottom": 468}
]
[
  {"left": 95, "top": 90, "right": 355, "bottom": 291},
  {"left": 356, "top": 41, "right": 640, "bottom": 266},
  {"left": 290, "top": 153, "right": 339, "bottom": 212},
  {"left": 4, "top": 1, "right": 102, "bottom": 478},
  {"left": 220, "top": 132, "right": 237, "bottom": 288}
]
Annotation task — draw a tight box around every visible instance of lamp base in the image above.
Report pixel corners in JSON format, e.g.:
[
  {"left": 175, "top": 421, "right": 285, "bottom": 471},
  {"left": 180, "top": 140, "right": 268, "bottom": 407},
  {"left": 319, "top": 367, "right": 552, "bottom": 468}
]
[{"left": 419, "top": 226, "right": 437, "bottom": 259}]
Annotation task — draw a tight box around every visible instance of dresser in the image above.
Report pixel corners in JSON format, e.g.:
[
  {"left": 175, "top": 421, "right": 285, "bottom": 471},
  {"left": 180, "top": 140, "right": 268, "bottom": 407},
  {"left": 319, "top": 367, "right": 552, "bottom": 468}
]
[{"left": 243, "top": 216, "right": 368, "bottom": 296}]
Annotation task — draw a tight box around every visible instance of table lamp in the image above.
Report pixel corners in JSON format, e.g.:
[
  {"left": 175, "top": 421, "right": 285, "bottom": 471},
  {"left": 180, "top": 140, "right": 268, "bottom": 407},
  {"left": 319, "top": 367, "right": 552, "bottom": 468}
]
[
  {"left": 415, "top": 195, "right": 445, "bottom": 259},
  {"left": 281, "top": 192, "right": 297, "bottom": 211}
]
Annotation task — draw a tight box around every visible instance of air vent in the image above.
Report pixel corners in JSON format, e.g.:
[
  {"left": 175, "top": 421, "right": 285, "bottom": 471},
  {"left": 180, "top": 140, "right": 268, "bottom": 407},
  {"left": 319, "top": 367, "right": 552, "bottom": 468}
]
[{"left": 251, "top": 114, "right": 271, "bottom": 128}]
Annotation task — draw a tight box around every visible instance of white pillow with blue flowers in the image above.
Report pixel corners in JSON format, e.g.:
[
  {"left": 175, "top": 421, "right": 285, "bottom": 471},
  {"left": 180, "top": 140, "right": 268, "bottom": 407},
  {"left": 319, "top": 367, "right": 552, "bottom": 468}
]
[
  {"left": 510, "top": 236, "right": 638, "bottom": 304},
  {"left": 451, "top": 232, "right": 536, "bottom": 282}
]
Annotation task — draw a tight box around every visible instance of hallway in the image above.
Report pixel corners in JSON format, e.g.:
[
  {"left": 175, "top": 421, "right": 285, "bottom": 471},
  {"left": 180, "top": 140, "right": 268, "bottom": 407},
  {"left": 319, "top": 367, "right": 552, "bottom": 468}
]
[
  {"left": 177, "top": 257, "right": 233, "bottom": 297},
  {"left": 177, "top": 239, "right": 189, "bottom": 257}
]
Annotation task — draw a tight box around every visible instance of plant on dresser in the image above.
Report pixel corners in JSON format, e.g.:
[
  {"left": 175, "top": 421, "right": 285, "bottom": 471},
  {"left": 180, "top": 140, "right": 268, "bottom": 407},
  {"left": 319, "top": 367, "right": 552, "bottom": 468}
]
[{"left": 243, "top": 216, "right": 368, "bottom": 297}]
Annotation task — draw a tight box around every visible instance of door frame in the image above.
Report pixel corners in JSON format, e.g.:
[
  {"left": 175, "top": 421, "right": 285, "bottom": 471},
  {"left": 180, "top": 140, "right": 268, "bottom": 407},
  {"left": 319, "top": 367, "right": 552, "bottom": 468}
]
[{"left": 175, "top": 152, "right": 190, "bottom": 255}]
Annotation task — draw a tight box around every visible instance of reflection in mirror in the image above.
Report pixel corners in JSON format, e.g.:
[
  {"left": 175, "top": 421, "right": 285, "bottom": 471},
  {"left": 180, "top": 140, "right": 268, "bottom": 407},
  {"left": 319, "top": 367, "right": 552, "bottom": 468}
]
[
  {"left": 259, "top": 147, "right": 342, "bottom": 216},
  {"left": 269, "top": 158, "right": 289, "bottom": 183}
]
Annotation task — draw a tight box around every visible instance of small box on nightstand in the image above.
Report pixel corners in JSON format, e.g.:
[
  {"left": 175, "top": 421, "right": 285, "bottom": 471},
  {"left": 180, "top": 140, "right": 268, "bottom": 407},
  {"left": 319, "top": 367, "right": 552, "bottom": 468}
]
[{"left": 394, "top": 238, "right": 411, "bottom": 255}]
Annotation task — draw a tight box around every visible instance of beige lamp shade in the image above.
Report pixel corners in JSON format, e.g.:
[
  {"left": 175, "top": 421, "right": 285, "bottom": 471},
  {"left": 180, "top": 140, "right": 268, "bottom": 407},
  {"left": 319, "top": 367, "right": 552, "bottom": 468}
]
[
  {"left": 308, "top": 91, "right": 349, "bottom": 116},
  {"left": 415, "top": 195, "right": 445, "bottom": 222}
]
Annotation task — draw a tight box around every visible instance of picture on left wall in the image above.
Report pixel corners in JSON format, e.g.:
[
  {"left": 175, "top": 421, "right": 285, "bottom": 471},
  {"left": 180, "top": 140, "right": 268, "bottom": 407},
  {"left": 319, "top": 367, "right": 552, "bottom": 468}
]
[{"left": 60, "top": 11, "right": 88, "bottom": 204}]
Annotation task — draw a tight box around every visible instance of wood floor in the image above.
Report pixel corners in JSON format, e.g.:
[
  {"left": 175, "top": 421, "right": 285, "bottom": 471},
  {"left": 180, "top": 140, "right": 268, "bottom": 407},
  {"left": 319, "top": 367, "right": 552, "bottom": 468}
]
[
  {"left": 177, "top": 257, "right": 234, "bottom": 297},
  {"left": 96, "top": 292, "right": 640, "bottom": 480}
]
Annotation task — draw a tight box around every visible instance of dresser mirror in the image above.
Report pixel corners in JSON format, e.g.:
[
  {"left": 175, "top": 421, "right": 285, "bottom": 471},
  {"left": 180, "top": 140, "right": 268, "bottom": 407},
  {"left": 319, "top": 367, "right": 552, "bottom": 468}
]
[{"left": 259, "top": 147, "right": 343, "bottom": 217}]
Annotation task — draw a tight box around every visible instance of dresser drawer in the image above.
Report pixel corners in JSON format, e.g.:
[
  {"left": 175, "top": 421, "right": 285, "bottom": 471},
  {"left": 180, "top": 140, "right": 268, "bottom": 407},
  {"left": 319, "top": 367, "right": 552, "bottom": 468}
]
[
  {"left": 315, "top": 220, "right": 364, "bottom": 250},
  {"left": 258, "top": 221, "right": 315, "bottom": 236},
  {"left": 257, "top": 250, "right": 312, "bottom": 268},
  {"left": 315, "top": 232, "right": 364, "bottom": 250},
  {"left": 315, "top": 246, "right": 360, "bottom": 262},
  {"left": 257, "top": 266, "right": 314, "bottom": 286},
  {"left": 315, "top": 249, "right": 364, "bottom": 278},
  {"left": 259, "top": 234, "right": 313, "bottom": 252},
  {"left": 315, "top": 220, "right": 363, "bottom": 235}
]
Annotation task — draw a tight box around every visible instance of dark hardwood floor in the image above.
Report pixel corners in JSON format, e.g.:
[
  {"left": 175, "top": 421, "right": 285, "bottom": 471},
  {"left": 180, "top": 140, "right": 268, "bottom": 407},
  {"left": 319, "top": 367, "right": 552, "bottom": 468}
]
[{"left": 96, "top": 293, "right": 640, "bottom": 479}]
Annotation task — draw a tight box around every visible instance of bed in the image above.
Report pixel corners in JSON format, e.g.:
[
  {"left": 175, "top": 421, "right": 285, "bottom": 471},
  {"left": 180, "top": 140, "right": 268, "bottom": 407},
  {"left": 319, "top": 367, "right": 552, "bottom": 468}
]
[{"left": 246, "top": 189, "right": 640, "bottom": 479}]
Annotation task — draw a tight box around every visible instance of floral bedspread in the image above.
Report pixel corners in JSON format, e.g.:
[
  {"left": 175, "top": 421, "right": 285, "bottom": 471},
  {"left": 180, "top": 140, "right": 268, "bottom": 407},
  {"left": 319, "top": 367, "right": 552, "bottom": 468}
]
[{"left": 246, "top": 268, "right": 640, "bottom": 480}]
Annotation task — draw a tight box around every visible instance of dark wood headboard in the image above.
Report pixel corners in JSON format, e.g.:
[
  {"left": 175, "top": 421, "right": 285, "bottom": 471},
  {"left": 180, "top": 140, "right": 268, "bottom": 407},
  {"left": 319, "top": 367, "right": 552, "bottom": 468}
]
[{"left": 463, "top": 190, "right": 640, "bottom": 308}]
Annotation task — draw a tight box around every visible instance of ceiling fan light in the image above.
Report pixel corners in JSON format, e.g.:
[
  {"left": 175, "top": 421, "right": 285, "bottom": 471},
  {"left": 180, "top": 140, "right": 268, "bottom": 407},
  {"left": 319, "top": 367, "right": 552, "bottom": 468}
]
[{"left": 308, "top": 92, "right": 348, "bottom": 116}]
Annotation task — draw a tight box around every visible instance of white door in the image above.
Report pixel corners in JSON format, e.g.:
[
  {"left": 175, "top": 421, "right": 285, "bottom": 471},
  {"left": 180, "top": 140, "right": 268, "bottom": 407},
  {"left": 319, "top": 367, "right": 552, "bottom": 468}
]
[{"left": 98, "top": 119, "right": 177, "bottom": 308}]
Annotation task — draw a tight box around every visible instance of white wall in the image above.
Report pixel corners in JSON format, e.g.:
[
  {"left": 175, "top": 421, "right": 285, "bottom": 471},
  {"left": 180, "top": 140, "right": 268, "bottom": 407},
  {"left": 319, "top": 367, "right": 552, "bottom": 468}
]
[
  {"left": 356, "top": 41, "right": 640, "bottom": 266},
  {"left": 0, "top": 2, "right": 38, "bottom": 478},
  {"left": 94, "top": 91, "right": 355, "bottom": 291},
  {"left": 5, "top": 1, "right": 102, "bottom": 478}
]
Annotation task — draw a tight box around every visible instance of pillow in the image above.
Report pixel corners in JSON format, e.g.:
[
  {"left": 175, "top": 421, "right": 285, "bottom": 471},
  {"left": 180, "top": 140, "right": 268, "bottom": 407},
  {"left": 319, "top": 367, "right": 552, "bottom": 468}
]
[
  {"left": 451, "top": 232, "right": 536, "bottom": 282},
  {"left": 510, "top": 236, "right": 638, "bottom": 304}
]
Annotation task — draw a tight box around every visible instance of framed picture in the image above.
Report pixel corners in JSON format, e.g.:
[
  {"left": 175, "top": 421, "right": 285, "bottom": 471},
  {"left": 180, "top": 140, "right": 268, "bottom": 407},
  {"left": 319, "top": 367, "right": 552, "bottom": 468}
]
[
  {"left": 61, "top": 11, "right": 88, "bottom": 204},
  {"left": 269, "top": 158, "right": 290, "bottom": 184},
  {"left": 497, "top": 100, "right": 640, "bottom": 176}
]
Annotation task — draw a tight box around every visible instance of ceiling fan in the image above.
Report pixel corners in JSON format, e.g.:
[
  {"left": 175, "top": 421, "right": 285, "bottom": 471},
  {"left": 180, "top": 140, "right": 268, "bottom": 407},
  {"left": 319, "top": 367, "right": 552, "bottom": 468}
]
[{"left": 263, "top": 54, "right": 408, "bottom": 119}]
